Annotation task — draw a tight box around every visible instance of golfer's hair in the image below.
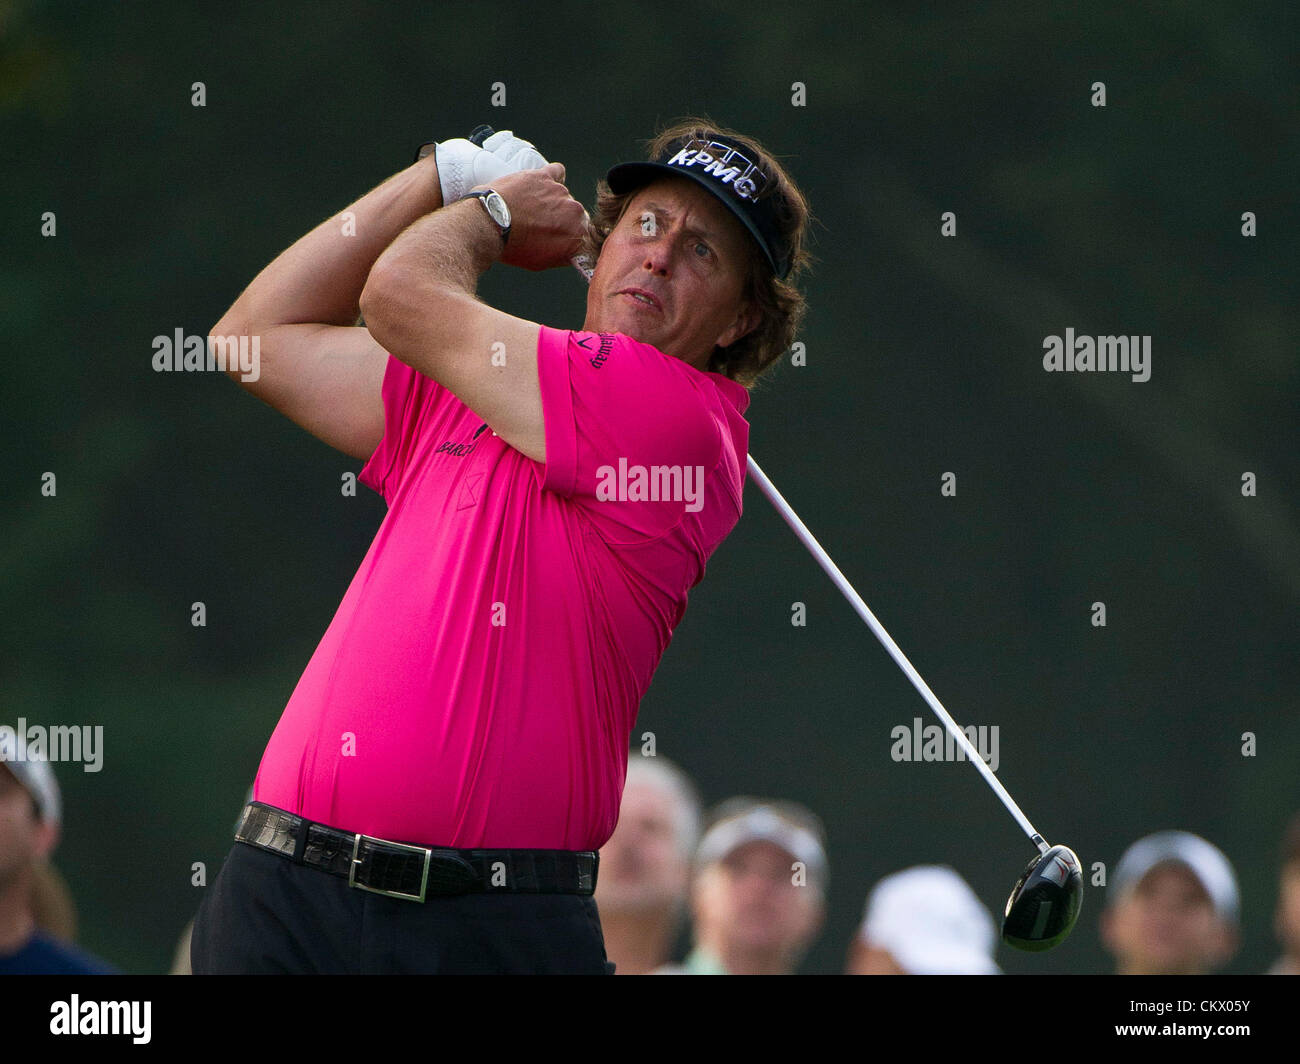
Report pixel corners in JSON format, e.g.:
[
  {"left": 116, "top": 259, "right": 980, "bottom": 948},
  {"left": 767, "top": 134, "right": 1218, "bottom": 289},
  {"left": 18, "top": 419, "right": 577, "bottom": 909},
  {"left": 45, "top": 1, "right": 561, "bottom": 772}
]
[
  {"left": 624, "top": 754, "right": 702, "bottom": 859},
  {"left": 585, "top": 117, "right": 811, "bottom": 388}
]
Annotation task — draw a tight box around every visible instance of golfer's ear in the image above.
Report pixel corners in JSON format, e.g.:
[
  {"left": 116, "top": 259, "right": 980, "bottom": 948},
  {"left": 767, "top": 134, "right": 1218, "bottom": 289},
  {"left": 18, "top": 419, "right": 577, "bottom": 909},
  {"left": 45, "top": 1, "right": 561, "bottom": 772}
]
[{"left": 718, "top": 300, "right": 759, "bottom": 350}]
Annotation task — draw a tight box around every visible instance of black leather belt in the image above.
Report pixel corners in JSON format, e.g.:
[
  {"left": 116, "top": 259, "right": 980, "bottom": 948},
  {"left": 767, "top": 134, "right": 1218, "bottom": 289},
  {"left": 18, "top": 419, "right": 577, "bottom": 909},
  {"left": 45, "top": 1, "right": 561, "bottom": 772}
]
[{"left": 234, "top": 801, "right": 598, "bottom": 902}]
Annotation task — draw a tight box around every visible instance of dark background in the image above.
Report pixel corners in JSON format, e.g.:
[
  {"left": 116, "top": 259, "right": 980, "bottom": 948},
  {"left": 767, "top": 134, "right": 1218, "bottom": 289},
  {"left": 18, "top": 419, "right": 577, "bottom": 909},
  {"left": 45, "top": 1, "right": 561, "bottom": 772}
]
[{"left": 2, "top": 0, "right": 1295, "bottom": 974}]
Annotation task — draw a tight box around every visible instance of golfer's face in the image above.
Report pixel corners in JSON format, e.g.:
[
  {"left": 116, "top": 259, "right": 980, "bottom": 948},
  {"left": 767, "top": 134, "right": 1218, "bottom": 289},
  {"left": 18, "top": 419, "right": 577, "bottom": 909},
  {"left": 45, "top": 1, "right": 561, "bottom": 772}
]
[{"left": 586, "top": 176, "right": 755, "bottom": 370}]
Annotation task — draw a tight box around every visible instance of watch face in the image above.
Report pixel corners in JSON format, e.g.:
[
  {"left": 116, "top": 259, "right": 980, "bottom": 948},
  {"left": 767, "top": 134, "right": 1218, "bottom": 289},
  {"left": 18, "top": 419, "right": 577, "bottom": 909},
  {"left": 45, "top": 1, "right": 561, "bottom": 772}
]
[{"left": 484, "top": 191, "right": 511, "bottom": 230}]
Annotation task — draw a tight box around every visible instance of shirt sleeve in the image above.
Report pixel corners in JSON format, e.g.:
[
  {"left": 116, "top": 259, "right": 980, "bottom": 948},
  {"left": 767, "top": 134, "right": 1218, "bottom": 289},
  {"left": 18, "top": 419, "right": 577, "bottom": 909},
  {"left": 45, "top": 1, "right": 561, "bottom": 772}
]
[
  {"left": 359, "top": 353, "right": 448, "bottom": 503},
  {"left": 536, "top": 326, "right": 723, "bottom": 541}
]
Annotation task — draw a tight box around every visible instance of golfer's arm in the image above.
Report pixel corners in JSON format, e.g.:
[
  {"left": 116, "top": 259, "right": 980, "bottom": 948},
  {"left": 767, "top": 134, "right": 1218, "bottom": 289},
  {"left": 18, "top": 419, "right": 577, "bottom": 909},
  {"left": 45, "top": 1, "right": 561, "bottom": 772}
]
[
  {"left": 360, "top": 202, "right": 546, "bottom": 462},
  {"left": 362, "top": 198, "right": 500, "bottom": 334},
  {"left": 211, "top": 155, "right": 445, "bottom": 461}
]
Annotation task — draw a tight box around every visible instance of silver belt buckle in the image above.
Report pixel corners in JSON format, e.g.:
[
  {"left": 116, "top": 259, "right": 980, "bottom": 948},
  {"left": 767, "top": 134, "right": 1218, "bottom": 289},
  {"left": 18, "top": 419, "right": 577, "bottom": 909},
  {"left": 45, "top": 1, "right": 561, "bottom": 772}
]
[{"left": 348, "top": 833, "right": 432, "bottom": 902}]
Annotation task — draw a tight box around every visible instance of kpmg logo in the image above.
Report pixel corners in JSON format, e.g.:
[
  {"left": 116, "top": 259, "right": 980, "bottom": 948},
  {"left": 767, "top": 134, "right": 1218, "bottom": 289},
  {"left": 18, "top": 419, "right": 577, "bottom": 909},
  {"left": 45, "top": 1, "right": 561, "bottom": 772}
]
[{"left": 664, "top": 139, "right": 768, "bottom": 201}]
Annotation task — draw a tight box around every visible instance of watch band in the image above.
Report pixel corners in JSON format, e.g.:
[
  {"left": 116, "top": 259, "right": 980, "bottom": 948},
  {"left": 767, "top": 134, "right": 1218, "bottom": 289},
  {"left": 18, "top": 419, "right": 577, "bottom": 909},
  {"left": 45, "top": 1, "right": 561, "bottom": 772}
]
[{"left": 462, "top": 189, "right": 511, "bottom": 246}]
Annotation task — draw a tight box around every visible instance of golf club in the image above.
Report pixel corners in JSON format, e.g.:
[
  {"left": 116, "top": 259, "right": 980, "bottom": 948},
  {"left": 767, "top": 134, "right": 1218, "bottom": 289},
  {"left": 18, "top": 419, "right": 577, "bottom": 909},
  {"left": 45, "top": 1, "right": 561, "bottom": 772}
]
[
  {"left": 744, "top": 457, "right": 1082, "bottom": 952},
  {"left": 466, "top": 123, "right": 1082, "bottom": 951}
]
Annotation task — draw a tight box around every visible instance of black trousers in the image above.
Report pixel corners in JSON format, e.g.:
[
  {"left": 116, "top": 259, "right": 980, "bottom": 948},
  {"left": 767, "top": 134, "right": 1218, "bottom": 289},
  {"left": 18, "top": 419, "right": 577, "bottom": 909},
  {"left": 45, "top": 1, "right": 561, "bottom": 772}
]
[{"left": 191, "top": 841, "right": 615, "bottom": 974}]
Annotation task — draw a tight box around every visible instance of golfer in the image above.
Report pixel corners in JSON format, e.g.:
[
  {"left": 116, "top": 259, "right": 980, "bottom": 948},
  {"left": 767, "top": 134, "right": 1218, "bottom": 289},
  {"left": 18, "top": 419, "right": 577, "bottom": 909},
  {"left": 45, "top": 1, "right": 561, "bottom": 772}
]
[{"left": 191, "top": 117, "right": 810, "bottom": 974}]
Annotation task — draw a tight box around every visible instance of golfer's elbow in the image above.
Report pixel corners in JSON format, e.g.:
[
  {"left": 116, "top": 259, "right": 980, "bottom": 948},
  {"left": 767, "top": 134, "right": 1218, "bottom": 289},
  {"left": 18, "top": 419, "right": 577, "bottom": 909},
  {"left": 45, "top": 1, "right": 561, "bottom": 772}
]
[
  {"left": 208, "top": 314, "right": 254, "bottom": 387},
  {"left": 357, "top": 262, "right": 402, "bottom": 339},
  {"left": 360, "top": 264, "right": 454, "bottom": 368}
]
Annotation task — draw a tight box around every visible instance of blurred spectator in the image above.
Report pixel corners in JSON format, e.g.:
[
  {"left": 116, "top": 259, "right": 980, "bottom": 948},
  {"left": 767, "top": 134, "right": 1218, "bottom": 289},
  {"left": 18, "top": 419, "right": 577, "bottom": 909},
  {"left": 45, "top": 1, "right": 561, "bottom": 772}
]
[
  {"left": 1101, "top": 830, "right": 1238, "bottom": 975},
  {"left": 596, "top": 755, "right": 701, "bottom": 974},
  {"left": 0, "top": 759, "right": 118, "bottom": 974},
  {"left": 659, "top": 797, "right": 826, "bottom": 974},
  {"left": 1269, "top": 812, "right": 1300, "bottom": 975},
  {"left": 846, "top": 865, "right": 1001, "bottom": 974}
]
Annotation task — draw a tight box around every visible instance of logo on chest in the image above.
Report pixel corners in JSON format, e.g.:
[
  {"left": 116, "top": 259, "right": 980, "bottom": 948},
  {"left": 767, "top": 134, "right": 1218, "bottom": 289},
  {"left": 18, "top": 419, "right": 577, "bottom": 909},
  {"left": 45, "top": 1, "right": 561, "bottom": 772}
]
[{"left": 435, "top": 421, "right": 491, "bottom": 458}]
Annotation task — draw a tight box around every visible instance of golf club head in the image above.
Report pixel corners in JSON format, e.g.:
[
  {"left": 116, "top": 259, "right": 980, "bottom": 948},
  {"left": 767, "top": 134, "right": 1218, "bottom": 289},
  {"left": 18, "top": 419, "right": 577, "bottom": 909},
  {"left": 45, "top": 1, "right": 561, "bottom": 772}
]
[{"left": 1001, "top": 844, "right": 1083, "bottom": 951}]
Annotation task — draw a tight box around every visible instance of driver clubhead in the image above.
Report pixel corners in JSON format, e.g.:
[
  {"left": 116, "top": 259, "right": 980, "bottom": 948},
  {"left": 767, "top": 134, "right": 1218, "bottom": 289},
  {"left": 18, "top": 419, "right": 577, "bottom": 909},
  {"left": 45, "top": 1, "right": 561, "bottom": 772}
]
[{"left": 1001, "top": 844, "right": 1083, "bottom": 952}]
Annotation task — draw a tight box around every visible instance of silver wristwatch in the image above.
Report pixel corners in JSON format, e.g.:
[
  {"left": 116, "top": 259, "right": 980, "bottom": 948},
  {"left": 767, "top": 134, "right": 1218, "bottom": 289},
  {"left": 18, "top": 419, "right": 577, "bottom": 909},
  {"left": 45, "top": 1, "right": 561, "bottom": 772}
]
[{"left": 462, "top": 189, "right": 511, "bottom": 245}]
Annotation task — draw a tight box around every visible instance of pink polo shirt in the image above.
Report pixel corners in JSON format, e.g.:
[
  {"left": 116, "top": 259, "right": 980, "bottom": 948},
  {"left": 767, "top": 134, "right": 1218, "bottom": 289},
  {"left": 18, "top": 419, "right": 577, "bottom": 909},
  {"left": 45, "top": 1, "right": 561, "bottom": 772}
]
[{"left": 252, "top": 326, "right": 750, "bottom": 850}]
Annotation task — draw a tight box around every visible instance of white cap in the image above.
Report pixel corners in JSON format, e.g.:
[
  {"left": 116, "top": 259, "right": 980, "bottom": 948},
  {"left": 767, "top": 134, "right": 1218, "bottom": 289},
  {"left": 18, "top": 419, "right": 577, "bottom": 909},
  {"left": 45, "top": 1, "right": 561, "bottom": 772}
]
[
  {"left": 0, "top": 756, "right": 62, "bottom": 827},
  {"left": 859, "top": 865, "right": 1001, "bottom": 974},
  {"left": 695, "top": 802, "right": 828, "bottom": 885},
  {"left": 1112, "top": 830, "right": 1239, "bottom": 925}
]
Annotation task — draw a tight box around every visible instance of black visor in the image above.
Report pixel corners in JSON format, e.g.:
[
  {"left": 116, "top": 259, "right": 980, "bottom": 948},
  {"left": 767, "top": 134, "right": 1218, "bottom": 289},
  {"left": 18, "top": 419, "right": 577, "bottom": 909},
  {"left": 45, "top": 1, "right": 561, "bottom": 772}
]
[{"left": 604, "top": 134, "right": 791, "bottom": 279}]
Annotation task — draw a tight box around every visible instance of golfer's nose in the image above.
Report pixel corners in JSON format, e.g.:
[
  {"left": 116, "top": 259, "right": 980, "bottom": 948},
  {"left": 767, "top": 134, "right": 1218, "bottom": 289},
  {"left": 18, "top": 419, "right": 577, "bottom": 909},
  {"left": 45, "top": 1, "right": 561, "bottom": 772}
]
[{"left": 641, "top": 244, "right": 671, "bottom": 276}]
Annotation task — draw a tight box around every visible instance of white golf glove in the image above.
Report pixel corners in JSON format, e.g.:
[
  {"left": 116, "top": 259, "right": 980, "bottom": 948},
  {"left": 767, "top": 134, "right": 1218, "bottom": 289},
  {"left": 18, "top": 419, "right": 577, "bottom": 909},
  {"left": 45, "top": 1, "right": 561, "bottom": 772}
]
[{"left": 434, "top": 130, "right": 549, "bottom": 204}]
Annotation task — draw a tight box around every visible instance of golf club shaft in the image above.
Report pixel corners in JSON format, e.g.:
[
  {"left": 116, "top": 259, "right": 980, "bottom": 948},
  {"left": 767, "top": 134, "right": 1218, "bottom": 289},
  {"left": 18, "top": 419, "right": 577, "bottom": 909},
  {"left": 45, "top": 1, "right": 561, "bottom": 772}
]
[
  {"left": 745, "top": 455, "right": 1049, "bottom": 856},
  {"left": 496, "top": 117, "right": 1052, "bottom": 856}
]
